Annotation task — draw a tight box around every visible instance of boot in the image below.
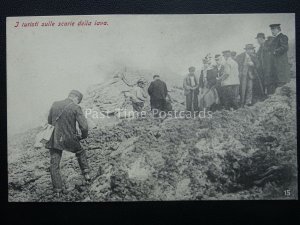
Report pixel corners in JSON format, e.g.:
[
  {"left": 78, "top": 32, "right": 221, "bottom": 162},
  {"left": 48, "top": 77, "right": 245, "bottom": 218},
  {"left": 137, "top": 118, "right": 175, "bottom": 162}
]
[{"left": 84, "top": 173, "right": 91, "bottom": 183}]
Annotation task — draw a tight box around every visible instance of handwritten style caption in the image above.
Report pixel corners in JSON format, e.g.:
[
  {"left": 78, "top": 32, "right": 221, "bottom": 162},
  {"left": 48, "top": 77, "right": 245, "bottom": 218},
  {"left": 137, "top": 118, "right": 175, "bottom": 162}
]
[{"left": 14, "top": 20, "right": 108, "bottom": 28}]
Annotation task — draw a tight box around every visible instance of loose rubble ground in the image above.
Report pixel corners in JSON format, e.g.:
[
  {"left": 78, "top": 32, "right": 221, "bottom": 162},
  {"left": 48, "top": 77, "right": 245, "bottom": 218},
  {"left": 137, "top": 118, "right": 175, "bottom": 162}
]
[{"left": 8, "top": 71, "right": 297, "bottom": 201}]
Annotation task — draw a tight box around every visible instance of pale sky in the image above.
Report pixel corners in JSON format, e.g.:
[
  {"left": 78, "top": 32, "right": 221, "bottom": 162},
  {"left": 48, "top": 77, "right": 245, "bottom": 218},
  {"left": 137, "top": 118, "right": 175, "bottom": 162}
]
[{"left": 7, "top": 14, "right": 295, "bottom": 135}]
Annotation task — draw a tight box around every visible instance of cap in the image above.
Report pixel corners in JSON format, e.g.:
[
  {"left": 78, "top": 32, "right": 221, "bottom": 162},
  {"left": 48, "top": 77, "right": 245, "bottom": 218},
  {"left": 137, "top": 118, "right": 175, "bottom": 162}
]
[
  {"left": 244, "top": 44, "right": 255, "bottom": 50},
  {"left": 255, "top": 33, "right": 265, "bottom": 39},
  {"left": 269, "top": 24, "right": 281, "bottom": 29},
  {"left": 69, "top": 90, "right": 83, "bottom": 101}
]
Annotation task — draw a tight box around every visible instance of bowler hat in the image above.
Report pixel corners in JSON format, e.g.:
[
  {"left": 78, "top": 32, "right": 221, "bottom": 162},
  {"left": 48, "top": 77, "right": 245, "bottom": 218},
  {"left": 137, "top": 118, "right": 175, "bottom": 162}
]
[
  {"left": 255, "top": 33, "right": 265, "bottom": 39},
  {"left": 244, "top": 44, "right": 255, "bottom": 50},
  {"left": 269, "top": 24, "right": 281, "bottom": 29},
  {"left": 222, "top": 50, "right": 231, "bottom": 55}
]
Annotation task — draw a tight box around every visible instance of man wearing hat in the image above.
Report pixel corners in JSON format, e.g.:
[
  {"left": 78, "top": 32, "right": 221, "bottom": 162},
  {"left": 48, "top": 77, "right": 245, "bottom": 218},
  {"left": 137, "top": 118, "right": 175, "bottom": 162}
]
[
  {"left": 221, "top": 50, "right": 240, "bottom": 110},
  {"left": 269, "top": 24, "right": 290, "bottom": 88},
  {"left": 130, "top": 79, "right": 148, "bottom": 112},
  {"left": 148, "top": 75, "right": 169, "bottom": 115},
  {"left": 236, "top": 44, "right": 260, "bottom": 106},
  {"left": 183, "top": 66, "right": 199, "bottom": 113},
  {"left": 46, "top": 90, "right": 90, "bottom": 197},
  {"left": 214, "top": 54, "right": 225, "bottom": 108},
  {"left": 256, "top": 33, "right": 274, "bottom": 96}
]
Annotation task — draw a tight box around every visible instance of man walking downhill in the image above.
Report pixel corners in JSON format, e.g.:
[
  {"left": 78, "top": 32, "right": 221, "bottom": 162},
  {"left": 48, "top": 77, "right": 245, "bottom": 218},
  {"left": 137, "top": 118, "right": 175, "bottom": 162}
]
[
  {"left": 46, "top": 90, "right": 90, "bottom": 197},
  {"left": 269, "top": 24, "right": 290, "bottom": 89},
  {"left": 183, "top": 66, "right": 199, "bottom": 113},
  {"left": 220, "top": 50, "right": 240, "bottom": 110}
]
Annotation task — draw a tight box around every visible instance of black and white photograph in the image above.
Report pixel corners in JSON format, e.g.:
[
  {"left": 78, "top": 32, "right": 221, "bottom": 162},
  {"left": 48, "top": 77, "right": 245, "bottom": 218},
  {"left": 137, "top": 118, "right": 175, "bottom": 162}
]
[{"left": 7, "top": 14, "right": 297, "bottom": 202}]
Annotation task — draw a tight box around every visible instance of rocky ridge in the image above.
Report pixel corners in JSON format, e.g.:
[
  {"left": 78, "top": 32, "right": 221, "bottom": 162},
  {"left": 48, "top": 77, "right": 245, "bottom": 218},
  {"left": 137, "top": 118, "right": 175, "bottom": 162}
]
[{"left": 8, "top": 73, "right": 297, "bottom": 201}]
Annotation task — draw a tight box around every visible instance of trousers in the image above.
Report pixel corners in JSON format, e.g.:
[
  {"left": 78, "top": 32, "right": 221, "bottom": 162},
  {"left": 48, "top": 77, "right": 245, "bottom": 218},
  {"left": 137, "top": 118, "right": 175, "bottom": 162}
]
[
  {"left": 150, "top": 98, "right": 166, "bottom": 111},
  {"left": 49, "top": 148, "right": 90, "bottom": 192},
  {"left": 240, "top": 76, "right": 253, "bottom": 106},
  {"left": 221, "top": 85, "right": 240, "bottom": 110}
]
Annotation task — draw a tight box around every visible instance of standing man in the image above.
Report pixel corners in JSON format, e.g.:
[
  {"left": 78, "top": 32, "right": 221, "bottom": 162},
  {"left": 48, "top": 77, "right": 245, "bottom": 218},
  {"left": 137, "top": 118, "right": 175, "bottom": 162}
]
[
  {"left": 256, "top": 33, "right": 274, "bottom": 95},
  {"left": 183, "top": 66, "right": 199, "bottom": 113},
  {"left": 214, "top": 54, "right": 225, "bottom": 108},
  {"left": 46, "top": 90, "right": 90, "bottom": 197},
  {"left": 221, "top": 50, "right": 240, "bottom": 110},
  {"left": 130, "top": 79, "right": 148, "bottom": 112},
  {"left": 231, "top": 51, "right": 237, "bottom": 61},
  {"left": 148, "top": 75, "right": 168, "bottom": 114},
  {"left": 269, "top": 24, "right": 290, "bottom": 88},
  {"left": 236, "top": 44, "right": 260, "bottom": 106}
]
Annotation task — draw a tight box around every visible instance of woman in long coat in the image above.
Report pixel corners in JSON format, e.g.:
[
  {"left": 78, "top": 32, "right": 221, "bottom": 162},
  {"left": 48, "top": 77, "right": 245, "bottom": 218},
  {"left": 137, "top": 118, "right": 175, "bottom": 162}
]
[{"left": 198, "top": 54, "right": 220, "bottom": 111}]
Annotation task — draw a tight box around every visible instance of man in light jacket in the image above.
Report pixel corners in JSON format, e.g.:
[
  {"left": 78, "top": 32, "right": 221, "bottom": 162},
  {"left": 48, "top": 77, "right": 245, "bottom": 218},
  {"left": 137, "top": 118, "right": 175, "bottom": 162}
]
[
  {"left": 220, "top": 50, "right": 240, "bottom": 110},
  {"left": 130, "top": 80, "right": 148, "bottom": 112}
]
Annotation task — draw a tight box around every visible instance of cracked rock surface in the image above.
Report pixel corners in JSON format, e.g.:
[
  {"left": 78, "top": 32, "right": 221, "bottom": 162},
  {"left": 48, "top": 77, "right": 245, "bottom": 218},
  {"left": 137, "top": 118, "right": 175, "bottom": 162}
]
[{"left": 8, "top": 78, "right": 297, "bottom": 201}]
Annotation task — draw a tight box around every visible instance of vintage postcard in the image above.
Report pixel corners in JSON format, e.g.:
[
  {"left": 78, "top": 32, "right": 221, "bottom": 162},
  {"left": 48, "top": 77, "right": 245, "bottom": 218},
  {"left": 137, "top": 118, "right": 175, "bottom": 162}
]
[{"left": 7, "top": 14, "right": 297, "bottom": 201}]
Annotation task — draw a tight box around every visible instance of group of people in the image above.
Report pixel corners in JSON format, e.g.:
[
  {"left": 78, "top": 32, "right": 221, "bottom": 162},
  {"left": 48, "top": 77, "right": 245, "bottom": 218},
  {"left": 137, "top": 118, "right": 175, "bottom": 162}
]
[
  {"left": 45, "top": 23, "right": 291, "bottom": 197},
  {"left": 127, "top": 23, "right": 291, "bottom": 115},
  {"left": 183, "top": 23, "right": 291, "bottom": 112},
  {"left": 123, "top": 74, "right": 171, "bottom": 114}
]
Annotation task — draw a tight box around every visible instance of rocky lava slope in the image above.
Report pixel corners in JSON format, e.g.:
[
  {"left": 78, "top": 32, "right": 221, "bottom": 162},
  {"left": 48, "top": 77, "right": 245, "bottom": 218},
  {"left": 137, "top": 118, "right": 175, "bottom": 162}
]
[{"left": 8, "top": 79, "right": 297, "bottom": 201}]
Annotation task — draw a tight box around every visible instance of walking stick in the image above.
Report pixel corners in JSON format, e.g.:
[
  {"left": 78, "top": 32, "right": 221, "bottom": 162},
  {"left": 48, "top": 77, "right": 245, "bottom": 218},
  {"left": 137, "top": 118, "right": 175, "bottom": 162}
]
[
  {"left": 191, "top": 89, "right": 194, "bottom": 116},
  {"left": 254, "top": 67, "right": 267, "bottom": 98},
  {"left": 200, "top": 85, "right": 216, "bottom": 100}
]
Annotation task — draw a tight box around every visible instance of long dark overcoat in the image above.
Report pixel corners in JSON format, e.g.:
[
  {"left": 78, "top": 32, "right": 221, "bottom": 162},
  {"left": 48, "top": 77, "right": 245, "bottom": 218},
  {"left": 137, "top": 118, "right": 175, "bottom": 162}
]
[
  {"left": 269, "top": 33, "right": 290, "bottom": 84},
  {"left": 257, "top": 43, "right": 273, "bottom": 87}
]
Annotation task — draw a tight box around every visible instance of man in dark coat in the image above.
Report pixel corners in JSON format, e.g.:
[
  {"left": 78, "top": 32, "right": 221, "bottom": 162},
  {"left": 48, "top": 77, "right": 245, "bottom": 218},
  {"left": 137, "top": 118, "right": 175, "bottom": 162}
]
[
  {"left": 256, "top": 33, "right": 275, "bottom": 95},
  {"left": 148, "top": 75, "right": 168, "bottom": 114},
  {"left": 45, "top": 90, "right": 90, "bottom": 196},
  {"left": 269, "top": 24, "right": 290, "bottom": 88},
  {"left": 236, "top": 44, "right": 260, "bottom": 106}
]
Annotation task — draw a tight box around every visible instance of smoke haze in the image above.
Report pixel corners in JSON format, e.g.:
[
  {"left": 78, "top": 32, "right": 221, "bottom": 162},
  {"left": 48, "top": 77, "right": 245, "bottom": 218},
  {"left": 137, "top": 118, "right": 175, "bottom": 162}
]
[{"left": 7, "top": 14, "right": 295, "bottom": 135}]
